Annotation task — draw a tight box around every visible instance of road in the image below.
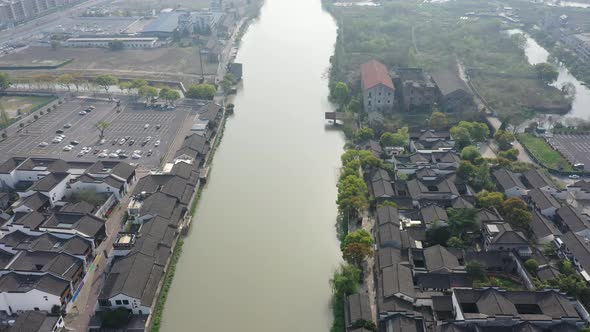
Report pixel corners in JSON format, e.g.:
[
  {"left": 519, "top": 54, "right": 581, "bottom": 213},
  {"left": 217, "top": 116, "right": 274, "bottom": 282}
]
[{"left": 64, "top": 174, "right": 144, "bottom": 331}]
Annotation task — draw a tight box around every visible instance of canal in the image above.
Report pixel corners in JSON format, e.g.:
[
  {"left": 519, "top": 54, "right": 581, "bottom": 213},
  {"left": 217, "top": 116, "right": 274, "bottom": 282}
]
[
  {"left": 160, "top": 0, "right": 345, "bottom": 331},
  {"left": 509, "top": 29, "right": 590, "bottom": 118}
]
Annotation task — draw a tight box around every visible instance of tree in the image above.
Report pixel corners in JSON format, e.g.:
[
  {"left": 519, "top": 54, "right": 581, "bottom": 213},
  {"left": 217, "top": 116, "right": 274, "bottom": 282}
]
[
  {"left": 447, "top": 236, "right": 464, "bottom": 248},
  {"left": 347, "top": 97, "right": 362, "bottom": 113},
  {"left": 56, "top": 74, "right": 73, "bottom": 91},
  {"left": 475, "top": 191, "right": 504, "bottom": 210},
  {"left": 498, "top": 148, "right": 519, "bottom": 161},
  {"left": 457, "top": 121, "right": 489, "bottom": 142},
  {"left": 130, "top": 79, "right": 148, "bottom": 91},
  {"left": 330, "top": 264, "right": 361, "bottom": 297},
  {"left": 380, "top": 127, "right": 409, "bottom": 147},
  {"left": 342, "top": 229, "right": 374, "bottom": 248},
  {"left": 448, "top": 208, "right": 479, "bottom": 240},
  {"left": 108, "top": 40, "right": 125, "bottom": 51},
  {"left": 101, "top": 307, "right": 131, "bottom": 328},
  {"left": 534, "top": 62, "right": 559, "bottom": 84},
  {"left": 220, "top": 73, "right": 236, "bottom": 92},
  {"left": 72, "top": 190, "right": 105, "bottom": 206},
  {"left": 139, "top": 85, "right": 159, "bottom": 104},
  {"left": 466, "top": 261, "right": 487, "bottom": 282},
  {"left": 502, "top": 197, "right": 532, "bottom": 229},
  {"left": 50, "top": 40, "right": 61, "bottom": 50},
  {"left": 159, "top": 87, "right": 172, "bottom": 103},
  {"left": 337, "top": 175, "right": 369, "bottom": 216},
  {"left": 450, "top": 126, "right": 471, "bottom": 149},
  {"left": 559, "top": 260, "right": 576, "bottom": 276},
  {"left": 95, "top": 121, "right": 110, "bottom": 139},
  {"left": 119, "top": 81, "right": 133, "bottom": 94},
  {"left": 343, "top": 242, "right": 373, "bottom": 266},
  {"left": 354, "top": 127, "right": 374, "bottom": 142},
  {"left": 166, "top": 89, "right": 180, "bottom": 104},
  {"left": 332, "top": 82, "right": 351, "bottom": 110},
  {"left": 186, "top": 84, "right": 216, "bottom": 100},
  {"left": 461, "top": 146, "right": 481, "bottom": 163},
  {"left": 426, "top": 221, "right": 451, "bottom": 246},
  {"left": 94, "top": 74, "right": 118, "bottom": 94},
  {"left": 524, "top": 259, "right": 539, "bottom": 274},
  {"left": 430, "top": 111, "right": 448, "bottom": 130},
  {"left": 457, "top": 160, "right": 478, "bottom": 181},
  {"left": 494, "top": 130, "right": 515, "bottom": 151},
  {"left": 0, "top": 72, "right": 10, "bottom": 91},
  {"left": 562, "top": 82, "right": 576, "bottom": 102}
]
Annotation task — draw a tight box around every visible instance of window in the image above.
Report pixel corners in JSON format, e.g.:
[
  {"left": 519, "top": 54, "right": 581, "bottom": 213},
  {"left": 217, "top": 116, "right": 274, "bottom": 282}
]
[
  {"left": 115, "top": 300, "right": 122, "bottom": 305},
  {"left": 123, "top": 300, "right": 129, "bottom": 305},
  {"left": 368, "top": 92, "right": 372, "bottom": 98},
  {"left": 99, "top": 299, "right": 111, "bottom": 307},
  {"left": 43, "top": 296, "right": 48, "bottom": 301},
  {"left": 379, "top": 92, "right": 381, "bottom": 96},
  {"left": 368, "top": 101, "right": 371, "bottom": 106},
  {"left": 34, "top": 307, "right": 39, "bottom": 311}
]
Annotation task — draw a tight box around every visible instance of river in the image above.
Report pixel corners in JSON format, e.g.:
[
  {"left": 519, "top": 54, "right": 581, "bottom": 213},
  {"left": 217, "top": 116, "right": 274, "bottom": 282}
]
[
  {"left": 160, "top": 0, "right": 345, "bottom": 331},
  {"left": 509, "top": 29, "right": 590, "bottom": 118}
]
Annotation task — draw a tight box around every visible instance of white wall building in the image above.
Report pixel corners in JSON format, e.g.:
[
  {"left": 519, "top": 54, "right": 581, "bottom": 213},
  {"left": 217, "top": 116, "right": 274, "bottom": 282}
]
[{"left": 65, "top": 37, "right": 158, "bottom": 49}]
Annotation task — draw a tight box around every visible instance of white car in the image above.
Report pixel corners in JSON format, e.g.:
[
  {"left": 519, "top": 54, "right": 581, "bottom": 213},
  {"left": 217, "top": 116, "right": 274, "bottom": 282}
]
[
  {"left": 144, "top": 124, "right": 149, "bottom": 129},
  {"left": 57, "top": 134, "right": 66, "bottom": 139},
  {"left": 52, "top": 138, "right": 62, "bottom": 143},
  {"left": 569, "top": 174, "right": 581, "bottom": 179},
  {"left": 132, "top": 153, "right": 141, "bottom": 159},
  {"left": 63, "top": 123, "right": 72, "bottom": 128},
  {"left": 154, "top": 140, "right": 160, "bottom": 147},
  {"left": 108, "top": 153, "right": 119, "bottom": 158},
  {"left": 115, "top": 149, "right": 122, "bottom": 154},
  {"left": 38, "top": 142, "right": 48, "bottom": 147},
  {"left": 99, "top": 139, "right": 106, "bottom": 145},
  {"left": 119, "top": 139, "right": 126, "bottom": 145},
  {"left": 77, "top": 151, "right": 85, "bottom": 157},
  {"left": 97, "top": 153, "right": 107, "bottom": 158},
  {"left": 78, "top": 111, "right": 87, "bottom": 115},
  {"left": 133, "top": 150, "right": 141, "bottom": 155},
  {"left": 82, "top": 147, "right": 91, "bottom": 152},
  {"left": 63, "top": 145, "right": 73, "bottom": 151}
]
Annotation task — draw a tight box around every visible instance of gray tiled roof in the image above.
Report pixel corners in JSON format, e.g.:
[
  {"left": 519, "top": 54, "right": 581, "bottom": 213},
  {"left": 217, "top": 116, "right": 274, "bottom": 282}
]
[
  {"left": 7, "top": 251, "right": 83, "bottom": 281},
  {"left": 9, "top": 310, "right": 60, "bottom": 332},
  {"left": 28, "top": 173, "right": 69, "bottom": 192},
  {"left": 423, "top": 245, "right": 460, "bottom": 272},
  {"left": 557, "top": 205, "right": 590, "bottom": 232},
  {"left": 523, "top": 169, "right": 553, "bottom": 189},
  {"left": 376, "top": 206, "right": 399, "bottom": 226},
  {"left": 529, "top": 188, "right": 560, "bottom": 211},
  {"left": 493, "top": 169, "right": 524, "bottom": 191},
  {"left": 16, "top": 193, "right": 49, "bottom": 212},
  {"left": 346, "top": 293, "right": 371, "bottom": 325},
  {"left": 382, "top": 264, "right": 415, "bottom": 299},
  {"left": 530, "top": 210, "right": 561, "bottom": 239},
  {"left": 0, "top": 272, "right": 69, "bottom": 297}
]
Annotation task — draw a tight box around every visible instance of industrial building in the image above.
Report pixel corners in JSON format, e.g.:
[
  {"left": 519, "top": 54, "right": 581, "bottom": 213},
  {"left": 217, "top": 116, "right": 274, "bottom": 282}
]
[{"left": 65, "top": 37, "right": 158, "bottom": 49}]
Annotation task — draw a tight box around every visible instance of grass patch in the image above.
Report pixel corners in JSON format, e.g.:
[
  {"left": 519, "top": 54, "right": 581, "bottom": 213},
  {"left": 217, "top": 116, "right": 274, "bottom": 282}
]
[
  {"left": 149, "top": 238, "right": 184, "bottom": 332},
  {"left": 475, "top": 275, "right": 525, "bottom": 290},
  {"left": 517, "top": 133, "right": 573, "bottom": 171},
  {"left": 0, "top": 95, "right": 54, "bottom": 117}
]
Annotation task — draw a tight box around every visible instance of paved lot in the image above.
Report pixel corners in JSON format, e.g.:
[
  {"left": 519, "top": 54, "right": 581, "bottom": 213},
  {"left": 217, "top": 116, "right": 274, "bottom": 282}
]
[
  {"left": 547, "top": 134, "right": 590, "bottom": 170},
  {"left": 0, "top": 98, "right": 189, "bottom": 168}
]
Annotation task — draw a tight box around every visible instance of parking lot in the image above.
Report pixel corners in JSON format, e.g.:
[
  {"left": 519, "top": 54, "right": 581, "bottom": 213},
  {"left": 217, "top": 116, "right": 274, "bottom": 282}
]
[
  {"left": 0, "top": 98, "right": 190, "bottom": 168},
  {"left": 547, "top": 134, "right": 590, "bottom": 170}
]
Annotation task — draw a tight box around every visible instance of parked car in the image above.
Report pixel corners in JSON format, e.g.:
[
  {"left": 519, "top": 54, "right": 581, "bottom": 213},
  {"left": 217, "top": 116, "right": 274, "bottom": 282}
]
[
  {"left": 52, "top": 138, "right": 62, "bottom": 143},
  {"left": 77, "top": 151, "right": 85, "bottom": 157},
  {"left": 63, "top": 145, "right": 73, "bottom": 151},
  {"left": 118, "top": 154, "right": 128, "bottom": 159},
  {"left": 154, "top": 140, "right": 160, "bottom": 147},
  {"left": 119, "top": 139, "right": 126, "bottom": 145},
  {"left": 93, "top": 149, "right": 100, "bottom": 154},
  {"left": 78, "top": 111, "right": 86, "bottom": 115},
  {"left": 147, "top": 149, "right": 153, "bottom": 156},
  {"left": 55, "top": 129, "right": 64, "bottom": 134},
  {"left": 38, "top": 142, "right": 48, "bottom": 147},
  {"left": 99, "top": 139, "right": 106, "bottom": 145},
  {"left": 128, "top": 139, "right": 135, "bottom": 146},
  {"left": 156, "top": 124, "right": 161, "bottom": 130},
  {"left": 132, "top": 153, "right": 141, "bottom": 159},
  {"left": 88, "top": 105, "right": 95, "bottom": 110},
  {"left": 63, "top": 123, "right": 72, "bottom": 128},
  {"left": 569, "top": 174, "right": 581, "bottom": 179},
  {"left": 70, "top": 141, "right": 79, "bottom": 145},
  {"left": 108, "top": 153, "right": 119, "bottom": 158},
  {"left": 144, "top": 124, "right": 149, "bottom": 129},
  {"left": 97, "top": 153, "right": 107, "bottom": 158}
]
